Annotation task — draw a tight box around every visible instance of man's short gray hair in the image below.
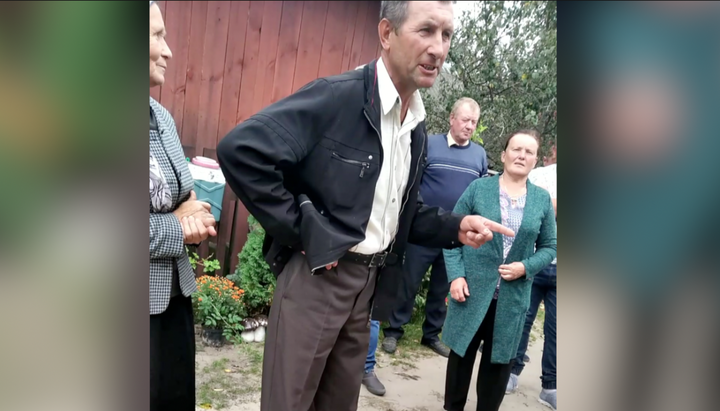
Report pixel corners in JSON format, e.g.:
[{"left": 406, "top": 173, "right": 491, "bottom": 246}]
[
  {"left": 380, "top": 1, "right": 456, "bottom": 31},
  {"left": 450, "top": 97, "right": 480, "bottom": 117}
]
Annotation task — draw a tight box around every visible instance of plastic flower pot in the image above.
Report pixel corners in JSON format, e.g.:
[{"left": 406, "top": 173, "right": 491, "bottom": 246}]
[{"left": 201, "top": 326, "right": 226, "bottom": 347}]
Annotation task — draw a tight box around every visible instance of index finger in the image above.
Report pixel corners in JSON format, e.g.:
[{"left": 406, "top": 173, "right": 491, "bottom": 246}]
[{"left": 483, "top": 219, "right": 515, "bottom": 237}]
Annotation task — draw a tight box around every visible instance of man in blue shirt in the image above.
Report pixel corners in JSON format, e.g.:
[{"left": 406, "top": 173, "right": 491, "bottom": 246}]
[
  {"left": 362, "top": 96, "right": 488, "bottom": 395},
  {"left": 385, "top": 97, "right": 487, "bottom": 354}
]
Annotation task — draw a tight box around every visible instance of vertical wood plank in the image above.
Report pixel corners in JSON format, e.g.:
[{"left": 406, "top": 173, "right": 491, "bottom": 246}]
[
  {"left": 347, "top": 2, "right": 369, "bottom": 71},
  {"left": 195, "top": 1, "right": 231, "bottom": 158},
  {"left": 359, "top": 1, "right": 380, "bottom": 65},
  {"left": 291, "top": 1, "right": 329, "bottom": 92},
  {"left": 340, "top": 2, "right": 361, "bottom": 72},
  {"left": 317, "top": 2, "right": 351, "bottom": 78},
  {"left": 229, "top": 202, "right": 250, "bottom": 275},
  {"left": 252, "top": 1, "right": 283, "bottom": 114},
  {"left": 216, "top": 185, "right": 238, "bottom": 275},
  {"left": 216, "top": 1, "right": 250, "bottom": 145},
  {"left": 270, "top": 1, "right": 304, "bottom": 103},
  {"left": 195, "top": 241, "right": 211, "bottom": 276},
  {"left": 159, "top": 1, "right": 193, "bottom": 134},
  {"left": 179, "top": 1, "right": 209, "bottom": 149},
  {"left": 235, "top": 1, "right": 264, "bottom": 124}
]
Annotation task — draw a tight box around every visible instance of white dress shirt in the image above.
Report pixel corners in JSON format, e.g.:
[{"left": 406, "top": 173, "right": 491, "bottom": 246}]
[
  {"left": 350, "top": 58, "right": 426, "bottom": 255},
  {"left": 447, "top": 131, "right": 470, "bottom": 147}
]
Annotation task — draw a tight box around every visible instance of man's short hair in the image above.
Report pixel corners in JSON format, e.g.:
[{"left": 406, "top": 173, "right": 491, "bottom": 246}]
[
  {"left": 380, "top": 1, "right": 456, "bottom": 31},
  {"left": 450, "top": 97, "right": 480, "bottom": 117}
]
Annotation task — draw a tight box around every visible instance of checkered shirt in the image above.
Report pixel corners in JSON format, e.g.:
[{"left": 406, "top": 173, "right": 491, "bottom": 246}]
[{"left": 149, "top": 96, "right": 197, "bottom": 315}]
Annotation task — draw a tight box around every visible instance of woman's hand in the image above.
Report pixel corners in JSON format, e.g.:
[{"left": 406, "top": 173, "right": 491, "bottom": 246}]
[
  {"left": 181, "top": 215, "right": 211, "bottom": 244},
  {"left": 173, "top": 191, "right": 212, "bottom": 220},
  {"left": 450, "top": 278, "right": 470, "bottom": 302},
  {"left": 191, "top": 210, "right": 217, "bottom": 236},
  {"left": 498, "top": 262, "right": 526, "bottom": 281}
]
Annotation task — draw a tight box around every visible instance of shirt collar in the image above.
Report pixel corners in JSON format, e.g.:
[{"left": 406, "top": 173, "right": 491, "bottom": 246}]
[
  {"left": 376, "top": 57, "right": 426, "bottom": 122},
  {"left": 447, "top": 132, "right": 470, "bottom": 147}
]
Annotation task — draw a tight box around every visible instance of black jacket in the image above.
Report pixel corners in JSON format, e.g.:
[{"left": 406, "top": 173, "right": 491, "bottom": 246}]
[{"left": 216, "top": 59, "right": 464, "bottom": 321}]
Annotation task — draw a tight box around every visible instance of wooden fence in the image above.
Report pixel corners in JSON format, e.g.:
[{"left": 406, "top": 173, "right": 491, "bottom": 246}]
[{"left": 150, "top": 1, "right": 382, "bottom": 275}]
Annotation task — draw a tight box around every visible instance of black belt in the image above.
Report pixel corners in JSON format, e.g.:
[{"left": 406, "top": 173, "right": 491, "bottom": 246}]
[{"left": 340, "top": 251, "right": 400, "bottom": 268}]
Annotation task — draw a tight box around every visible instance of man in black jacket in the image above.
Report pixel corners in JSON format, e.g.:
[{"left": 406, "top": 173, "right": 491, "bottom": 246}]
[{"left": 217, "top": 2, "right": 513, "bottom": 410}]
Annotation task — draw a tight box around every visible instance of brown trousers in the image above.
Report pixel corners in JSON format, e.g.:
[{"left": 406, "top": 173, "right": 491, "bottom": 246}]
[{"left": 260, "top": 251, "right": 378, "bottom": 411}]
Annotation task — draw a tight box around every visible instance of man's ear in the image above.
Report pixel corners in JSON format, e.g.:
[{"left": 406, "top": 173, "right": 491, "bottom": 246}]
[{"left": 378, "top": 18, "right": 393, "bottom": 51}]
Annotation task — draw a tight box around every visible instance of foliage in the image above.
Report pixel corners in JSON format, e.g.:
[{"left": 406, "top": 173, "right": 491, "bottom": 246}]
[
  {"left": 187, "top": 248, "right": 222, "bottom": 274},
  {"left": 412, "top": 268, "right": 433, "bottom": 321},
  {"left": 421, "top": 0, "right": 557, "bottom": 170},
  {"left": 192, "top": 275, "right": 247, "bottom": 341},
  {"left": 231, "top": 215, "right": 276, "bottom": 317}
]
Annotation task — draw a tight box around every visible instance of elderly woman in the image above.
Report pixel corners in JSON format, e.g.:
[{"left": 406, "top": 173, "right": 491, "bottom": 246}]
[
  {"left": 149, "top": 1, "right": 216, "bottom": 409},
  {"left": 442, "top": 129, "right": 557, "bottom": 411}
]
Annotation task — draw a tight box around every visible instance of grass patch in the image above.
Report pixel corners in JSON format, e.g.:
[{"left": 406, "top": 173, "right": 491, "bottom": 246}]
[
  {"left": 236, "top": 342, "right": 264, "bottom": 375},
  {"left": 195, "top": 344, "right": 264, "bottom": 410},
  {"left": 196, "top": 358, "right": 245, "bottom": 410}
]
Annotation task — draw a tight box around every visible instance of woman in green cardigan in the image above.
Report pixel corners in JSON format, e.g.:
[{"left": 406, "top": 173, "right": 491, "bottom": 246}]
[{"left": 442, "top": 129, "right": 557, "bottom": 411}]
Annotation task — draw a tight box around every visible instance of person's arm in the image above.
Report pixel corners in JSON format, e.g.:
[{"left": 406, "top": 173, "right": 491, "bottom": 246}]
[
  {"left": 150, "top": 193, "right": 215, "bottom": 258},
  {"left": 520, "top": 194, "right": 557, "bottom": 280},
  {"left": 216, "top": 79, "right": 334, "bottom": 249},
  {"left": 150, "top": 213, "right": 185, "bottom": 259},
  {"left": 408, "top": 194, "right": 465, "bottom": 249},
  {"left": 410, "top": 188, "right": 515, "bottom": 250}
]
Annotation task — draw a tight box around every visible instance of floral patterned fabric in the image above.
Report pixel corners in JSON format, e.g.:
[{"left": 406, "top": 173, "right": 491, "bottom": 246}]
[{"left": 150, "top": 153, "right": 173, "bottom": 213}]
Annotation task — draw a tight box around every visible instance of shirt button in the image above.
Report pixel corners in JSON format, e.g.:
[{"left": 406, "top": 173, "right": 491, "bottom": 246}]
[
  {"left": 392, "top": 198, "right": 396, "bottom": 203},
  {"left": 368, "top": 155, "right": 373, "bottom": 160}
]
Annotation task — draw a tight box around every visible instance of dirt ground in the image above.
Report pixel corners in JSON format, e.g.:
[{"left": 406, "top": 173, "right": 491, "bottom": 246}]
[{"left": 194, "top": 322, "right": 550, "bottom": 411}]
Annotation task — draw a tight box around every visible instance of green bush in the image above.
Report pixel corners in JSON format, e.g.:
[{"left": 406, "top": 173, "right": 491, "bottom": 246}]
[
  {"left": 412, "top": 268, "right": 432, "bottom": 322},
  {"left": 229, "top": 215, "right": 276, "bottom": 317}
]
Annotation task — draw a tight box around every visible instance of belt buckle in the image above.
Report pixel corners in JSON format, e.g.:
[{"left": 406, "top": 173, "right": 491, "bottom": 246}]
[{"left": 369, "top": 252, "right": 387, "bottom": 268}]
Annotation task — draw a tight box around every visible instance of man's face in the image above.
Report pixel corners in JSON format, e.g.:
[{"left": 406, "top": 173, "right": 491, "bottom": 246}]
[
  {"left": 384, "top": 1, "right": 454, "bottom": 91},
  {"left": 449, "top": 103, "right": 479, "bottom": 142}
]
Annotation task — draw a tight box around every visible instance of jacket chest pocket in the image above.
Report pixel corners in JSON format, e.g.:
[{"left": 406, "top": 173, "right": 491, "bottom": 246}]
[
  {"left": 325, "top": 148, "right": 377, "bottom": 209},
  {"left": 331, "top": 152, "right": 371, "bottom": 178}
]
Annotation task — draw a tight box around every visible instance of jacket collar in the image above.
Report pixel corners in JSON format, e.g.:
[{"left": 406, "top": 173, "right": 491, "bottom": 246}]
[
  {"left": 362, "top": 59, "right": 382, "bottom": 129},
  {"left": 363, "top": 59, "right": 426, "bottom": 127}
]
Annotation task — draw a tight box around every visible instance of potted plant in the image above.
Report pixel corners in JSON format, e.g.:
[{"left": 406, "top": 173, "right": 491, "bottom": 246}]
[{"left": 192, "top": 275, "right": 247, "bottom": 347}]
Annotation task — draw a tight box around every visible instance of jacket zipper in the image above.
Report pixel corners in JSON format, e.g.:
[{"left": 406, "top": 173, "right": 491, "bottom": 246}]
[
  {"left": 363, "top": 110, "right": 384, "bottom": 324},
  {"left": 331, "top": 152, "right": 371, "bottom": 178}
]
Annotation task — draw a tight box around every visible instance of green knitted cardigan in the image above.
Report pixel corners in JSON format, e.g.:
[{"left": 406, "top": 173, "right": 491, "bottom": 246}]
[{"left": 442, "top": 174, "right": 557, "bottom": 362}]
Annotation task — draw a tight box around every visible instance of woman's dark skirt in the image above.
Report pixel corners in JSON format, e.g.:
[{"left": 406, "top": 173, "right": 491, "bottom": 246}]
[{"left": 150, "top": 295, "right": 195, "bottom": 411}]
